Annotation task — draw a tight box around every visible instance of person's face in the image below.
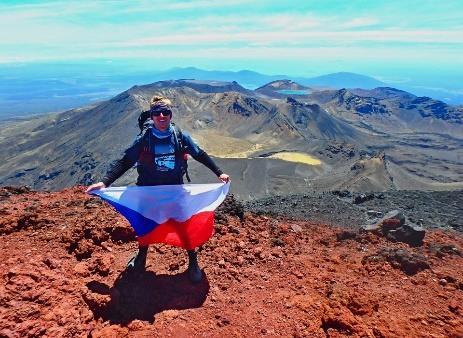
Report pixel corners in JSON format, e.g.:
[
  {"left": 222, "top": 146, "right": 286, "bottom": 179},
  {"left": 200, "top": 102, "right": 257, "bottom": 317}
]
[{"left": 151, "top": 110, "right": 172, "bottom": 131}]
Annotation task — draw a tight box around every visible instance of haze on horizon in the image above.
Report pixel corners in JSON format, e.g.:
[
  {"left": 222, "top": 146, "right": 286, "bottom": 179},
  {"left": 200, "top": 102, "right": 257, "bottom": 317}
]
[{"left": 1, "top": 0, "right": 462, "bottom": 105}]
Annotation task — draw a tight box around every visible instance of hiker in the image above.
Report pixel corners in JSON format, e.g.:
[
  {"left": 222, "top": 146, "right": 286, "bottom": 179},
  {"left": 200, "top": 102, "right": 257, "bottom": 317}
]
[{"left": 86, "top": 95, "right": 230, "bottom": 283}]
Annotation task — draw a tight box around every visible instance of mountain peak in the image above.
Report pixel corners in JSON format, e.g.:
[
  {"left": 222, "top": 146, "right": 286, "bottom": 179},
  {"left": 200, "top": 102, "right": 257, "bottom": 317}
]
[
  {"left": 141, "top": 79, "right": 252, "bottom": 95},
  {"left": 264, "top": 79, "right": 307, "bottom": 90},
  {"left": 299, "top": 72, "right": 386, "bottom": 89}
]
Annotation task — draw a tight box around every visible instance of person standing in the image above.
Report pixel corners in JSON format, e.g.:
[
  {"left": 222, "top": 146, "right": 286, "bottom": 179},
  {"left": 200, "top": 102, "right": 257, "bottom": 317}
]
[{"left": 86, "top": 95, "right": 230, "bottom": 283}]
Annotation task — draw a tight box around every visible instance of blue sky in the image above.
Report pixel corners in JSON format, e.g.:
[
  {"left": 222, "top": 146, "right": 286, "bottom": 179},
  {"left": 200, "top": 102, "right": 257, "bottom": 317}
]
[{"left": 1, "top": 0, "right": 462, "bottom": 84}]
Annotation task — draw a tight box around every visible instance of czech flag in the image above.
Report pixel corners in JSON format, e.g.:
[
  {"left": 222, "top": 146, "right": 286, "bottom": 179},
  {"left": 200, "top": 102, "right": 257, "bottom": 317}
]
[{"left": 90, "top": 183, "right": 229, "bottom": 249}]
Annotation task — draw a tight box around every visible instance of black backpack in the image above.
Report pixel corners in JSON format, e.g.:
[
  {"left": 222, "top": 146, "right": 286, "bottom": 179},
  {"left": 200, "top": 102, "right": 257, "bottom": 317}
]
[
  {"left": 137, "top": 110, "right": 191, "bottom": 182},
  {"left": 138, "top": 110, "right": 152, "bottom": 133}
]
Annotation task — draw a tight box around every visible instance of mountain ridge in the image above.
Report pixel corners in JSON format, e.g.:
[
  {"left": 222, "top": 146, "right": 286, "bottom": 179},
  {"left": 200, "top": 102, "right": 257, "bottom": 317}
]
[
  {"left": 1, "top": 79, "right": 462, "bottom": 196},
  {"left": 2, "top": 65, "right": 463, "bottom": 120}
]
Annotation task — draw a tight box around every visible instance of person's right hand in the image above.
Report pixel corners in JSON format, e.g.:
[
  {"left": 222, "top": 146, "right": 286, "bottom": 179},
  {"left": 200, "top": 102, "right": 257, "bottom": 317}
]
[
  {"left": 218, "top": 173, "right": 230, "bottom": 183},
  {"left": 85, "top": 182, "right": 106, "bottom": 194}
]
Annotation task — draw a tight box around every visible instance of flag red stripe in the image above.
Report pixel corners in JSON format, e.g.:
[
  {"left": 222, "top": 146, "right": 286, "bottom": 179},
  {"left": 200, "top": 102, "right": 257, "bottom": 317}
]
[{"left": 137, "top": 211, "right": 215, "bottom": 250}]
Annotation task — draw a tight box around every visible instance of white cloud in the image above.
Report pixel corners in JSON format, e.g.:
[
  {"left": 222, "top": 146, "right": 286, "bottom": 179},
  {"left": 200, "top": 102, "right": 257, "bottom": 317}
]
[
  {"left": 253, "top": 13, "right": 324, "bottom": 30},
  {"left": 162, "top": 0, "right": 250, "bottom": 10},
  {"left": 1, "top": 2, "right": 462, "bottom": 65},
  {"left": 342, "top": 17, "right": 379, "bottom": 28},
  {"left": 123, "top": 29, "right": 463, "bottom": 47},
  {"left": 374, "top": 76, "right": 411, "bottom": 84},
  {"left": 0, "top": 0, "right": 250, "bottom": 19},
  {"left": 0, "top": 1, "right": 103, "bottom": 19},
  {"left": 411, "top": 85, "right": 463, "bottom": 95},
  {"left": 2, "top": 44, "right": 460, "bottom": 66}
]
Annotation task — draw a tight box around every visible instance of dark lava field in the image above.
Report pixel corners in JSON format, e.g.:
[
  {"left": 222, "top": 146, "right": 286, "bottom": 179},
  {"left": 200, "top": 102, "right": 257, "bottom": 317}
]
[{"left": 245, "top": 190, "right": 463, "bottom": 232}]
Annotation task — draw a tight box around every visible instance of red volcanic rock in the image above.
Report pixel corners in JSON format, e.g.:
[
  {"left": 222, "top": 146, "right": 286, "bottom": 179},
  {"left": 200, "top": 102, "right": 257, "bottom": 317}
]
[
  {"left": 0, "top": 186, "right": 462, "bottom": 337},
  {"left": 91, "top": 325, "right": 129, "bottom": 338}
]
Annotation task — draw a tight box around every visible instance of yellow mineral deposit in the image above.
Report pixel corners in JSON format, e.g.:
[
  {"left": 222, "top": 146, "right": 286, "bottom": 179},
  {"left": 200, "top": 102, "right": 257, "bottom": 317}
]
[{"left": 269, "top": 152, "right": 322, "bottom": 165}]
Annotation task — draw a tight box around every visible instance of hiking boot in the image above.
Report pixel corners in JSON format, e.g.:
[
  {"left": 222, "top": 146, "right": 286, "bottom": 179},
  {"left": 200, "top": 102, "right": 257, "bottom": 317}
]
[
  {"left": 187, "top": 250, "right": 202, "bottom": 283},
  {"left": 126, "top": 246, "right": 148, "bottom": 273}
]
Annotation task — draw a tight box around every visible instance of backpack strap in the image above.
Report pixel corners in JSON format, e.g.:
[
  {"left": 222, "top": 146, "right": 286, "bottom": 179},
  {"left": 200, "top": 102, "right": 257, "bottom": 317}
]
[
  {"left": 138, "top": 127, "right": 154, "bottom": 166},
  {"left": 171, "top": 123, "right": 191, "bottom": 182}
]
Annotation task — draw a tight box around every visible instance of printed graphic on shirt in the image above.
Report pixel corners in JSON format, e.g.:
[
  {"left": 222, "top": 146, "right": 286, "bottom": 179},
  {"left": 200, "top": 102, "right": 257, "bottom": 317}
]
[
  {"left": 154, "top": 142, "right": 176, "bottom": 171},
  {"left": 155, "top": 154, "right": 175, "bottom": 171}
]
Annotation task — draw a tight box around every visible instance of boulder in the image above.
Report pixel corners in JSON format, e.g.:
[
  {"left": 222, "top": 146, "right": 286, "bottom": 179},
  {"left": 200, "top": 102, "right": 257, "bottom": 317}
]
[
  {"left": 362, "top": 248, "right": 430, "bottom": 275},
  {"left": 361, "top": 210, "right": 425, "bottom": 247},
  {"left": 332, "top": 190, "right": 352, "bottom": 198},
  {"left": 353, "top": 193, "right": 374, "bottom": 204},
  {"left": 361, "top": 210, "right": 404, "bottom": 232},
  {"left": 380, "top": 210, "right": 405, "bottom": 228},
  {"left": 386, "top": 222, "right": 425, "bottom": 247}
]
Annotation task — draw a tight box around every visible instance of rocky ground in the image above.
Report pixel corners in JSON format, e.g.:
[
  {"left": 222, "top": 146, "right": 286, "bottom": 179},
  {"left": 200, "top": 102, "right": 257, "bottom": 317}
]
[
  {"left": 1, "top": 186, "right": 462, "bottom": 337},
  {"left": 246, "top": 190, "right": 463, "bottom": 232}
]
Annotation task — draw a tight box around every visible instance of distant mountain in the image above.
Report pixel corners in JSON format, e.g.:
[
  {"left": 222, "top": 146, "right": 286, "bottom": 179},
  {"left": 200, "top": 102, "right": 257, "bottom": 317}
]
[
  {"left": 255, "top": 80, "right": 310, "bottom": 98},
  {"left": 2, "top": 64, "right": 463, "bottom": 120},
  {"left": 143, "top": 68, "right": 463, "bottom": 105},
  {"left": 308, "top": 87, "right": 463, "bottom": 137},
  {"left": 328, "top": 87, "right": 462, "bottom": 124},
  {"left": 152, "top": 67, "right": 284, "bottom": 89},
  {"left": 0, "top": 79, "right": 371, "bottom": 193},
  {"left": 350, "top": 87, "right": 415, "bottom": 100},
  {"left": 257, "top": 80, "right": 309, "bottom": 91},
  {"left": 1, "top": 79, "right": 462, "bottom": 195},
  {"left": 157, "top": 68, "right": 385, "bottom": 91},
  {"left": 295, "top": 72, "right": 386, "bottom": 89},
  {"left": 139, "top": 79, "right": 253, "bottom": 96},
  {"left": 283, "top": 97, "right": 361, "bottom": 141}
]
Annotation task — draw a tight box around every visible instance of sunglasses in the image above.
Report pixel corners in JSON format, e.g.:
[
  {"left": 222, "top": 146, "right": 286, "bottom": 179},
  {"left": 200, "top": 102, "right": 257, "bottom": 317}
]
[{"left": 150, "top": 109, "right": 172, "bottom": 117}]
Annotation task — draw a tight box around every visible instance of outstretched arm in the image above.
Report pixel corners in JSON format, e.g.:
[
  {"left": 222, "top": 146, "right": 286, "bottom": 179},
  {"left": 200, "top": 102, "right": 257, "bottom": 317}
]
[
  {"left": 101, "top": 153, "right": 138, "bottom": 187},
  {"left": 183, "top": 132, "right": 230, "bottom": 183},
  {"left": 193, "top": 151, "right": 230, "bottom": 183},
  {"left": 85, "top": 134, "right": 143, "bottom": 193}
]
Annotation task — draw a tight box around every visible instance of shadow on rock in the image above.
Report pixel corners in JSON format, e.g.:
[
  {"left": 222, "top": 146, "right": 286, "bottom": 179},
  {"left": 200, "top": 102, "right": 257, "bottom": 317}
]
[{"left": 83, "top": 270, "right": 210, "bottom": 325}]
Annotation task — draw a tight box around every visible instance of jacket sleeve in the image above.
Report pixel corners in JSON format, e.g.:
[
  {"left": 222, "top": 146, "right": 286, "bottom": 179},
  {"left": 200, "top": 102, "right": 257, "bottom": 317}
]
[
  {"left": 101, "top": 134, "right": 144, "bottom": 186},
  {"left": 182, "top": 132, "right": 223, "bottom": 177}
]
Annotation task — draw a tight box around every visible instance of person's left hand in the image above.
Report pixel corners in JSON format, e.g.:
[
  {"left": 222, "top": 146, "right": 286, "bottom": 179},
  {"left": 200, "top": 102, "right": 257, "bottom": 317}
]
[{"left": 219, "top": 173, "right": 230, "bottom": 183}]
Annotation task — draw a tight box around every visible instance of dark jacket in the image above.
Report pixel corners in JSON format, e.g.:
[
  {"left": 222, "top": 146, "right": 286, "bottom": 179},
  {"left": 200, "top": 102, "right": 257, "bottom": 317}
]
[{"left": 102, "top": 126, "right": 222, "bottom": 187}]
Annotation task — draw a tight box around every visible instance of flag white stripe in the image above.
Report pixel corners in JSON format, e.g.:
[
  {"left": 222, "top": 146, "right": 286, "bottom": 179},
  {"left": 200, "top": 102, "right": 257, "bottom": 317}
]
[{"left": 91, "top": 183, "right": 229, "bottom": 224}]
